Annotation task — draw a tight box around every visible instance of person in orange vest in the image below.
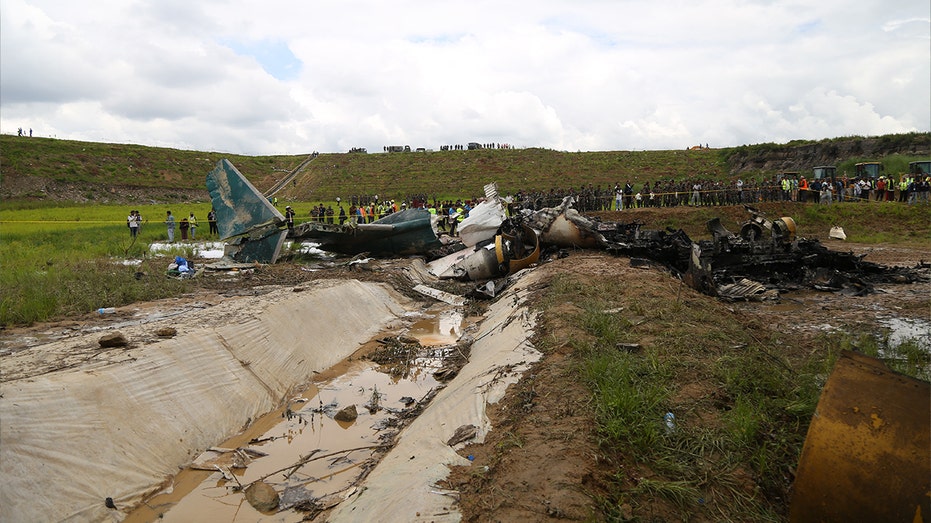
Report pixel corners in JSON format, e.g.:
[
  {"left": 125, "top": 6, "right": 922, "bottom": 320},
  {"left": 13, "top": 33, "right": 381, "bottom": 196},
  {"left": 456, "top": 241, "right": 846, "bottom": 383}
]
[
  {"left": 799, "top": 177, "right": 809, "bottom": 202},
  {"left": 876, "top": 177, "right": 886, "bottom": 201}
]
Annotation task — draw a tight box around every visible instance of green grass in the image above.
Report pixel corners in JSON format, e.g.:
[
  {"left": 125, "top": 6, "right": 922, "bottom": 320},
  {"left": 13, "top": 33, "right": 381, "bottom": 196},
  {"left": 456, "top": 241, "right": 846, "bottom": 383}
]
[
  {"left": 536, "top": 268, "right": 928, "bottom": 521},
  {"left": 538, "top": 272, "right": 843, "bottom": 521},
  {"left": 0, "top": 204, "right": 221, "bottom": 326}
]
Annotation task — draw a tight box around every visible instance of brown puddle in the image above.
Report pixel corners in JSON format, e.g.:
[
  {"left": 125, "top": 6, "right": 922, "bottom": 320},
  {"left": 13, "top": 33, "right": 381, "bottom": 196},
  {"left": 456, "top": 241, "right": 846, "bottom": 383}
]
[
  {"left": 126, "top": 307, "right": 463, "bottom": 522},
  {"left": 407, "top": 306, "right": 464, "bottom": 346}
]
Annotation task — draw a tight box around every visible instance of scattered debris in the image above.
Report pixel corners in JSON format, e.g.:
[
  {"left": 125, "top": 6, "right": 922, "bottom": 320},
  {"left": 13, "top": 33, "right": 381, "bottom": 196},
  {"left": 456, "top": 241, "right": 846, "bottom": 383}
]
[
  {"left": 278, "top": 485, "right": 317, "bottom": 511},
  {"left": 167, "top": 256, "right": 197, "bottom": 278},
  {"left": 447, "top": 424, "right": 479, "bottom": 447},
  {"left": 413, "top": 284, "right": 467, "bottom": 306},
  {"left": 433, "top": 366, "right": 459, "bottom": 381},
  {"left": 791, "top": 350, "right": 930, "bottom": 521},
  {"left": 716, "top": 278, "right": 780, "bottom": 302},
  {"left": 829, "top": 226, "right": 847, "bottom": 240},
  {"left": 208, "top": 164, "right": 927, "bottom": 302},
  {"left": 468, "top": 279, "right": 509, "bottom": 300}
]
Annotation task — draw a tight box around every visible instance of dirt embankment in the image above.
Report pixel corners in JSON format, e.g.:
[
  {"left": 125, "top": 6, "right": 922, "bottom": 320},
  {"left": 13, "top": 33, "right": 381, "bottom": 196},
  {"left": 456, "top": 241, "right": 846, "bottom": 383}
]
[
  {"left": 444, "top": 247, "right": 929, "bottom": 522},
  {"left": 725, "top": 134, "right": 930, "bottom": 175}
]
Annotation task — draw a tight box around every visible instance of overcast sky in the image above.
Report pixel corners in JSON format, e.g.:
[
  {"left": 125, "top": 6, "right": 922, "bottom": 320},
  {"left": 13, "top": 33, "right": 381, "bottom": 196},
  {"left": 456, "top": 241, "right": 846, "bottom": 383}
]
[{"left": 1, "top": 0, "right": 928, "bottom": 156}]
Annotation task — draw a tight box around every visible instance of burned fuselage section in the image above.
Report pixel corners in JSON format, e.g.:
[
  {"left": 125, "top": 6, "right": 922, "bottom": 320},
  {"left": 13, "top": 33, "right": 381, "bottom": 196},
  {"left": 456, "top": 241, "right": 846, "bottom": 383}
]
[
  {"left": 290, "top": 208, "right": 442, "bottom": 256},
  {"left": 585, "top": 205, "right": 928, "bottom": 300}
]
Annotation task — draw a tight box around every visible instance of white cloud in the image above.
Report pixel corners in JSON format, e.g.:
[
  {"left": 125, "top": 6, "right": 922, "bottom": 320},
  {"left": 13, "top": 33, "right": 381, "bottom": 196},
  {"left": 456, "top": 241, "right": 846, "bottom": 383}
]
[{"left": 1, "top": 0, "right": 928, "bottom": 155}]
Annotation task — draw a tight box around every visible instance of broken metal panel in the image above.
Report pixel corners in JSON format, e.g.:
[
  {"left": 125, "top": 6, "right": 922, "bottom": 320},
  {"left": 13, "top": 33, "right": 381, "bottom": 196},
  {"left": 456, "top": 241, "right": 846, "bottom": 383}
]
[
  {"left": 412, "top": 284, "right": 467, "bottom": 306},
  {"left": 790, "top": 350, "right": 931, "bottom": 523},
  {"left": 426, "top": 247, "right": 476, "bottom": 278},
  {"left": 438, "top": 244, "right": 500, "bottom": 280},
  {"left": 291, "top": 208, "right": 442, "bottom": 256},
  {"left": 716, "top": 278, "right": 779, "bottom": 301},
  {"left": 458, "top": 183, "right": 508, "bottom": 247},
  {"left": 525, "top": 197, "right": 607, "bottom": 249},
  {"left": 225, "top": 226, "right": 289, "bottom": 264},
  {"left": 206, "top": 159, "right": 285, "bottom": 240}
]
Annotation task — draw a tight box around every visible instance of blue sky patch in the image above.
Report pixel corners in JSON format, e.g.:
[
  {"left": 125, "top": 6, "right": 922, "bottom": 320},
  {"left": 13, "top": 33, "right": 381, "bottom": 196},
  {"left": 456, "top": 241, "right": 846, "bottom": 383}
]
[{"left": 224, "top": 39, "right": 302, "bottom": 81}]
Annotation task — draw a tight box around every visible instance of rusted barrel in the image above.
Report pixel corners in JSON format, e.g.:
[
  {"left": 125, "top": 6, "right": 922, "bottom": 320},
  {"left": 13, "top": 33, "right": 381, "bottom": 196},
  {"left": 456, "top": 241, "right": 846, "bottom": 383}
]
[{"left": 790, "top": 350, "right": 930, "bottom": 522}]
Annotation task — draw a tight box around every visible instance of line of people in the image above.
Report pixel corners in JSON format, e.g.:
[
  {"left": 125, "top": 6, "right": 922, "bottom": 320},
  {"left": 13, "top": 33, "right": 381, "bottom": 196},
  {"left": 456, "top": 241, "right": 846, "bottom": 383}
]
[
  {"left": 507, "top": 175, "right": 931, "bottom": 212},
  {"left": 157, "top": 209, "right": 218, "bottom": 242}
]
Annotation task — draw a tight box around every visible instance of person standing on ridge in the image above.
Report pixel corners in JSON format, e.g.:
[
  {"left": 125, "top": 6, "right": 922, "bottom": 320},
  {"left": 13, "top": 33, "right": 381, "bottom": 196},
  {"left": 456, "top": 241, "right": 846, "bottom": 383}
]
[
  {"left": 207, "top": 208, "right": 218, "bottom": 236},
  {"left": 285, "top": 206, "right": 295, "bottom": 232},
  {"left": 188, "top": 213, "right": 197, "bottom": 240},
  {"left": 179, "top": 216, "right": 189, "bottom": 240},
  {"left": 127, "top": 210, "right": 140, "bottom": 239},
  {"left": 165, "top": 211, "right": 176, "bottom": 243}
]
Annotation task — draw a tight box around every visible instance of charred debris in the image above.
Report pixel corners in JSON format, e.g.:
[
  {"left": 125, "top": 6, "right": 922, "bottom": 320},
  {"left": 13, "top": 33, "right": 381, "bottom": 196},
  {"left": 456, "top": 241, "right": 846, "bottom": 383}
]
[{"left": 206, "top": 160, "right": 928, "bottom": 302}]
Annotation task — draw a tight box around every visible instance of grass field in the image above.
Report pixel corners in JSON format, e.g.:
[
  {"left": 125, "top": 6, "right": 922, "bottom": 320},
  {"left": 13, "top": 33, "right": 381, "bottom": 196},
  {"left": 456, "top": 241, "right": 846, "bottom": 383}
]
[
  {"left": 2, "top": 198, "right": 927, "bottom": 327},
  {"left": 1, "top": 132, "right": 928, "bottom": 326}
]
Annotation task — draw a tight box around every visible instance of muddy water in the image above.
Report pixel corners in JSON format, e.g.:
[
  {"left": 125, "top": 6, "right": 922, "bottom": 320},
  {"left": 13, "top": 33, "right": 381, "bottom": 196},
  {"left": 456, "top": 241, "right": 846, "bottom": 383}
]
[
  {"left": 127, "top": 308, "right": 464, "bottom": 522},
  {"left": 884, "top": 316, "right": 931, "bottom": 350},
  {"left": 740, "top": 287, "right": 931, "bottom": 360},
  {"left": 407, "top": 306, "right": 464, "bottom": 346}
]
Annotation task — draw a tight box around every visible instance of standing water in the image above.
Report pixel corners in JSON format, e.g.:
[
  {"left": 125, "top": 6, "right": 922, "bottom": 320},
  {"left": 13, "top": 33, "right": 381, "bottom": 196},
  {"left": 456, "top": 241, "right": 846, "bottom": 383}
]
[{"left": 126, "top": 307, "right": 465, "bottom": 522}]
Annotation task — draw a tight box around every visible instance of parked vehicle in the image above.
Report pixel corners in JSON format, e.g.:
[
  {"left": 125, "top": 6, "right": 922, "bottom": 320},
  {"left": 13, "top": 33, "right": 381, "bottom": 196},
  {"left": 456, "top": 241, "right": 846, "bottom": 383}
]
[
  {"left": 908, "top": 160, "right": 930, "bottom": 177},
  {"left": 855, "top": 161, "right": 883, "bottom": 179},
  {"left": 812, "top": 165, "right": 836, "bottom": 181}
]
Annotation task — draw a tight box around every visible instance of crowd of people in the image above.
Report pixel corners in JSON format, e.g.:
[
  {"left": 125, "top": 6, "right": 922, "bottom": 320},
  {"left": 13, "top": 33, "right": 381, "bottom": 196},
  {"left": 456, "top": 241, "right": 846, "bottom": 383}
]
[
  {"left": 506, "top": 174, "right": 931, "bottom": 212},
  {"left": 134, "top": 172, "right": 929, "bottom": 243},
  {"left": 277, "top": 172, "right": 931, "bottom": 237}
]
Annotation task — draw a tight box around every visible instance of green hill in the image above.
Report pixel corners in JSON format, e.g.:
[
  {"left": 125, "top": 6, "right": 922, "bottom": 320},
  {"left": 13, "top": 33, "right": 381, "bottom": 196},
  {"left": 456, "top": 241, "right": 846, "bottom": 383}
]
[{"left": 1, "top": 132, "right": 928, "bottom": 205}]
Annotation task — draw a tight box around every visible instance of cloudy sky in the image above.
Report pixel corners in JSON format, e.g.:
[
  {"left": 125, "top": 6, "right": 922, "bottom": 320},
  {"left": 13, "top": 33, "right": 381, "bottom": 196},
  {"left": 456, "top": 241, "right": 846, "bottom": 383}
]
[{"left": 1, "top": 0, "right": 928, "bottom": 155}]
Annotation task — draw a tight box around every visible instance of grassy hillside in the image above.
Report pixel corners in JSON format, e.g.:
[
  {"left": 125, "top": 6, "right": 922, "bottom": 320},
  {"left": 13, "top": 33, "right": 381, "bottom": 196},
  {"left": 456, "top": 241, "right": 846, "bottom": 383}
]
[
  {"left": 2, "top": 133, "right": 928, "bottom": 206},
  {"left": 0, "top": 135, "right": 308, "bottom": 205},
  {"left": 0, "top": 135, "right": 725, "bottom": 204},
  {"left": 281, "top": 147, "right": 724, "bottom": 202}
]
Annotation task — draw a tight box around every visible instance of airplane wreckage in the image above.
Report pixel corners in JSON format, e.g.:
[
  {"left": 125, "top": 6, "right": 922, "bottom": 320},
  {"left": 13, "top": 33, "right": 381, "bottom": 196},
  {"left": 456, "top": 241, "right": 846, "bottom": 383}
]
[
  {"left": 206, "top": 160, "right": 930, "bottom": 520},
  {"left": 206, "top": 159, "right": 928, "bottom": 301}
]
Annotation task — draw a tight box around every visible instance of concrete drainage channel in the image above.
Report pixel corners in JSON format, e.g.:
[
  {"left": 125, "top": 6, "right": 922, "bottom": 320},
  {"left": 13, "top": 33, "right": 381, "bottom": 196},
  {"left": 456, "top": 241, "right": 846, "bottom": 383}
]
[
  {"left": 0, "top": 266, "right": 542, "bottom": 522},
  {"left": 127, "top": 306, "right": 466, "bottom": 522}
]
